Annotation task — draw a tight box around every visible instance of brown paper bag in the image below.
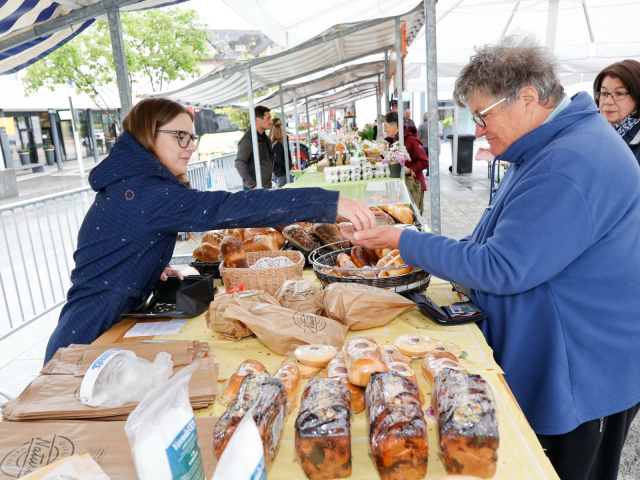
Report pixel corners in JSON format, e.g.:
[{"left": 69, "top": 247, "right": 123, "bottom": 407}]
[
  {"left": 0, "top": 418, "right": 218, "bottom": 480},
  {"left": 205, "top": 290, "right": 280, "bottom": 340},
  {"left": 321, "top": 283, "right": 416, "bottom": 330},
  {"left": 224, "top": 300, "right": 348, "bottom": 356},
  {"left": 274, "top": 277, "right": 324, "bottom": 316}
]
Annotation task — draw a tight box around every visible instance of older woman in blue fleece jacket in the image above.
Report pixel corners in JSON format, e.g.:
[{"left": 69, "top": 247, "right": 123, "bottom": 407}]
[
  {"left": 44, "top": 98, "right": 375, "bottom": 364},
  {"left": 344, "top": 37, "right": 640, "bottom": 480}
]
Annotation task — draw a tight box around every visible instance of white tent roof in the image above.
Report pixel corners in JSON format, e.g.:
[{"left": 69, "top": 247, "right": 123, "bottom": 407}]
[{"left": 153, "top": 3, "right": 425, "bottom": 108}]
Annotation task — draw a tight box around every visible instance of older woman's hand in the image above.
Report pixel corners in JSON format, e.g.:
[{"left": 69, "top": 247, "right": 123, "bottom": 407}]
[
  {"left": 160, "top": 266, "right": 184, "bottom": 281},
  {"left": 341, "top": 224, "right": 402, "bottom": 250},
  {"left": 337, "top": 196, "right": 376, "bottom": 231}
]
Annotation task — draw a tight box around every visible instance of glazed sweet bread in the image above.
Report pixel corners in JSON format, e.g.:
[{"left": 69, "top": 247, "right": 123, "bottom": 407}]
[
  {"left": 320, "top": 353, "right": 365, "bottom": 414},
  {"left": 261, "top": 230, "right": 286, "bottom": 249},
  {"left": 274, "top": 364, "right": 301, "bottom": 413},
  {"left": 384, "top": 353, "right": 425, "bottom": 404},
  {"left": 220, "top": 235, "right": 248, "bottom": 268},
  {"left": 295, "top": 378, "right": 352, "bottom": 479},
  {"left": 242, "top": 228, "right": 273, "bottom": 242},
  {"left": 282, "top": 355, "right": 321, "bottom": 378},
  {"left": 243, "top": 234, "right": 279, "bottom": 252},
  {"left": 193, "top": 242, "right": 220, "bottom": 262},
  {"left": 378, "top": 254, "right": 413, "bottom": 277},
  {"left": 294, "top": 344, "right": 338, "bottom": 368},
  {"left": 430, "top": 340, "right": 463, "bottom": 357},
  {"left": 201, "top": 231, "right": 224, "bottom": 245},
  {"left": 221, "top": 359, "right": 268, "bottom": 405},
  {"left": 394, "top": 334, "right": 438, "bottom": 357},
  {"left": 350, "top": 246, "right": 372, "bottom": 268},
  {"left": 375, "top": 249, "right": 398, "bottom": 264},
  {"left": 421, "top": 352, "right": 465, "bottom": 386},
  {"left": 343, "top": 336, "right": 387, "bottom": 387},
  {"left": 223, "top": 229, "right": 244, "bottom": 241},
  {"left": 382, "top": 345, "right": 411, "bottom": 363}
]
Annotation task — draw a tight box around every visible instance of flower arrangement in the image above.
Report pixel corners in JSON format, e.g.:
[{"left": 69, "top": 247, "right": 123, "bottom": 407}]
[{"left": 382, "top": 142, "right": 410, "bottom": 166}]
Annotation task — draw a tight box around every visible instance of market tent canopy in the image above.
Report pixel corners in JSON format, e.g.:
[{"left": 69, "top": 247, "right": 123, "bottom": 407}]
[
  {"left": 151, "top": 3, "right": 426, "bottom": 108},
  {"left": 0, "top": 0, "right": 189, "bottom": 75},
  {"left": 222, "top": 0, "right": 430, "bottom": 49}
]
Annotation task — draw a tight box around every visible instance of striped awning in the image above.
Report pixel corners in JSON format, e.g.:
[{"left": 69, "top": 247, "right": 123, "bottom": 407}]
[
  {"left": 0, "top": 0, "right": 189, "bottom": 75},
  {"left": 153, "top": 2, "right": 426, "bottom": 109}
]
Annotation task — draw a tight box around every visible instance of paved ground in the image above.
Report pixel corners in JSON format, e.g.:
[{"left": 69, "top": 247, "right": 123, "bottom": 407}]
[{"left": 0, "top": 144, "right": 637, "bottom": 479}]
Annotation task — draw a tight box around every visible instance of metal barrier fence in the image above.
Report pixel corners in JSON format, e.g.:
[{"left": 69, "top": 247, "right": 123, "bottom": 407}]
[{"left": 0, "top": 154, "right": 242, "bottom": 340}]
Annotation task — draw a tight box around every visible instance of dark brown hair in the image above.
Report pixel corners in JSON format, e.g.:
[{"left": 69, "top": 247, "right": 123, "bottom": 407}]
[
  {"left": 255, "top": 105, "right": 270, "bottom": 120},
  {"left": 383, "top": 112, "right": 398, "bottom": 126},
  {"left": 593, "top": 60, "right": 640, "bottom": 118},
  {"left": 122, "top": 98, "right": 195, "bottom": 163}
]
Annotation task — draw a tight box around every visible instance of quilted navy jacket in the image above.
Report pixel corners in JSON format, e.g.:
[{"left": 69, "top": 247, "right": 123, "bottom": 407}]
[{"left": 44, "top": 131, "right": 339, "bottom": 362}]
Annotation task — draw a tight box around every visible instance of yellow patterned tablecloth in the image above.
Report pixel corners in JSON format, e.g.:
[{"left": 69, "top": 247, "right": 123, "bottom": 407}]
[{"left": 95, "top": 273, "right": 559, "bottom": 479}]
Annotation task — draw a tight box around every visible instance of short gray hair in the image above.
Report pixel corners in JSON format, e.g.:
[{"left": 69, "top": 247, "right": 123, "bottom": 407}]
[{"left": 453, "top": 36, "right": 564, "bottom": 109}]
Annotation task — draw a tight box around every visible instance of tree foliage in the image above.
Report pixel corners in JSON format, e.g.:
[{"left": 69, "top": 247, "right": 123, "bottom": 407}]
[{"left": 22, "top": 8, "right": 208, "bottom": 113}]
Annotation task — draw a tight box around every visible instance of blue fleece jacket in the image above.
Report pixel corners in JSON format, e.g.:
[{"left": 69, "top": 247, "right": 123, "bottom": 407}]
[
  {"left": 44, "top": 131, "right": 339, "bottom": 362},
  {"left": 400, "top": 92, "right": 640, "bottom": 435}
]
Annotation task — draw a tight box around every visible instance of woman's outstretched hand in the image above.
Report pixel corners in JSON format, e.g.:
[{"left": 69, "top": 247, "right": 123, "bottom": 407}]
[
  {"left": 341, "top": 224, "right": 402, "bottom": 250},
  {"left": 337, "top": 196, "right": 376, "bottom": 231}
]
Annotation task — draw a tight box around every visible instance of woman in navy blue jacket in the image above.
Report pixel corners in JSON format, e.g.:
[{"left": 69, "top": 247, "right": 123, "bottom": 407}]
[{"left": 44, "top": 99, "right": 374, "bottom": 363}]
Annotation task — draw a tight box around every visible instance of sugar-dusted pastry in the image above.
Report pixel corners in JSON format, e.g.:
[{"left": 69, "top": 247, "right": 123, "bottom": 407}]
[
  {"left": 394, "top": 333, "right": 438, "bottom": 357},
  {"left": 295, "top": 344, "right": 338, "bottom": 368}
]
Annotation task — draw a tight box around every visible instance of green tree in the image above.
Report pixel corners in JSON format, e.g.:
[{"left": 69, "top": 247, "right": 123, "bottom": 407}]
[{"left": 22, "top": 8, "right": 209, "bottom": 115}]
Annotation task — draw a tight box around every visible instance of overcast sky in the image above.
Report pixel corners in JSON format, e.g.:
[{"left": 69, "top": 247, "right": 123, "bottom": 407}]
[{"left": 179, "top": 0, "right": 258, "bottom": 30}]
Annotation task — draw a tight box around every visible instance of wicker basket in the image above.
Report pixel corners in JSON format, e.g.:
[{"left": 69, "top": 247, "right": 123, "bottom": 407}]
[
  {"left": 310, "top": 243, "right": 431, "bottom": 294},
  {"left": 188, "top": 261, "right": 221, "bottom": 278},
  {"left": 219, "top": 250, "right": 304, "bottom": 295}
]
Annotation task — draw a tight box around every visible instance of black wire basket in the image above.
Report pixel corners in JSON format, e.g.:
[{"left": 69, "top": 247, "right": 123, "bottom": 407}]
[
  {"left": 309, "top": 243, "right": 431, "bottom": 294},
  {"left": 189, "top": 261, "right": 221, "bottom": 278}
]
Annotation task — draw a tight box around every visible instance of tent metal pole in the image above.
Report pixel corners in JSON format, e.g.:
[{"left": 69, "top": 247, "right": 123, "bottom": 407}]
[
  {"left": 305, "top": 97, "right": 311, "bottom": 164},
  {"left": 425, "top": 0, "right": 441, "bottom": 234},
  {"left": 546, "top": 0, "right": 560, "bottom": 50},
  {"left": 334, "top": 104, "right": 338, "bottom": 134},
  {"left": 315, "top": 100, "right": 320, "bottom": 153},
  {"left": 279, "top": 84, "right": 291, "bottom": 184},
  {"left": 293, "top": 90, "right": 300, "bottom": 170},
  {"left": 376, "top": 83, "right": 382, "bottom": 141},
  {"left": 395, "top": 18, "right": 406, "bottom": 181},
  {"left": 106, "top": 5, "right": 133, "bottom": 119},
  {"left": 384, "top": 49, "right": 390, "bottom": 112},
  {"left": 245, "top": 68, "right": 263, "bottom": 188},
  {"left": 452, "top": 104, "right": 460, "bottom": 174}
]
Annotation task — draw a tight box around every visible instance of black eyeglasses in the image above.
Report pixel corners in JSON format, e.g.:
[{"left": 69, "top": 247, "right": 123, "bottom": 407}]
[
  {"left": 156, "top": 130, "right": 198, "bottom": 148},
  {"left": 595, "top": 91, "right": 629, "bottom": 102}
]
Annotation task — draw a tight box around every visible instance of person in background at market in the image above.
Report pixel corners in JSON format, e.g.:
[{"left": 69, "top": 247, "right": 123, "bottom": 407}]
[
  {"left": 593, "top": 59, "right": 640, "bottom": 165},
  {"left": 270, "top": 117, "right": 292, "bottom": 187},
  {"left": 43, "top": 98, "right": 376, "bottom": 364},
  {"left": 344, "top": 36, "right": 640, "bottom": 480},
  {"left": 404, "top": 109, "right": 415, "bottom": 128},
  {"left": 372, "top": 119, "right": 378, "bottom": 140},
  {"left": 235, "top": 105, "right": 273, "bottom": 189},
  {"left": 382, "top": 111, "right": 428, "bottom": 213},
  {"left": 390, "top": 99, "right": 398, "bottom": 112}
]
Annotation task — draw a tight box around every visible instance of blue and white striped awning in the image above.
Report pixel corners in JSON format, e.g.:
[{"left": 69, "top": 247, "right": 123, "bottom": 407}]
[
  {"left": 153, "top": 2, "right": 426, "bottom": 109},
  {"left": 0, "top": 0, "right": 188, "bottom": 75}
]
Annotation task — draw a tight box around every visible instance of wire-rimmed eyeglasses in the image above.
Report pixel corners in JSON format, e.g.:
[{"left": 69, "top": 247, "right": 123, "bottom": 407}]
[
  {"left": 471, "top": 97, "right": 509, "bottom": 129},
  {"left": 595, "top": 91, "right": 629, "bottom": 102},
  {"left": 156, "top": 130, "right": 199, "bottom": 148}
]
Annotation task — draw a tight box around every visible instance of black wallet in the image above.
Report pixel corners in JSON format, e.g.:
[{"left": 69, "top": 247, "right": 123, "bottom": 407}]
[
  {"left": 406, "top": 291, "right": 487, "bottom": 326},
  {"left": 123, "top": 275, "right": 216, "bottom": 318}
]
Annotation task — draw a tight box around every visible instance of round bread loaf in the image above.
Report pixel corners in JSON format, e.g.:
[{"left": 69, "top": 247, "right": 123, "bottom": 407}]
[
  {"left": 243, "top": 234, "right": 279, "bottom": 252},
  {"left": 282, "top": 225, "right": 321, "bottom": 253},
  {"left": 294, "top": 344, "right": 338, "bottom": 368},
  {"left": 220, "top": 235, "right": 248, "bottom": 268},
  {"left": 395, "top": 334, "right": 438, "bottom": 357},
  {"left": 202, "top": 231, "right": 224, "bottom": 246},
  {"left": 193, "top": 242, "right": 220, "bottom": 262},
  {"left": 242, "top": 228, "right": 273, "bottom": 242},
  {"left": 261, "top": 230, "right": 286, "bottom": 249}
]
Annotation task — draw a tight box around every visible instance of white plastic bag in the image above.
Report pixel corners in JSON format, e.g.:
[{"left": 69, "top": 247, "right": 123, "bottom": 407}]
[
  {"left": 212, "top": 406, "right": 266, "bottom": 480},
  {"left": 80, "top": 348, "right": 173, "bottom": 408},
  {"left": 125, "top": 363, "right": 205, "bottom": 480}
]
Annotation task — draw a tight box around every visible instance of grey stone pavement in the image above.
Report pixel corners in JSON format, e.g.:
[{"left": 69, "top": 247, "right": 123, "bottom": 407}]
[{"left": 0, "top": 145, "right": 637, "bottom": 478}]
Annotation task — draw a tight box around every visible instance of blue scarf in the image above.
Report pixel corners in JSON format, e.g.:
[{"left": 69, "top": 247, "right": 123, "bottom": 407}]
[{"left": 614, "top": 110, "right": 640, "bottom": 137}]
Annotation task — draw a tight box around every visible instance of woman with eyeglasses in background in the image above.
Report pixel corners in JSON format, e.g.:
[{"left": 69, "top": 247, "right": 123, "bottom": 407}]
[
  {"left": 594, "top": 60, "right": 640, "bottom": 165},
  {"left": 43, "top": 98, "right": 376, "bottom": 362}
]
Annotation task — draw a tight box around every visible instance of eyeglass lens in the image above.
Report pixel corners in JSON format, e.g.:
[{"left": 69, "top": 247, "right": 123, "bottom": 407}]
[
  {"left": 598, "top": 92, "right": 628, "bottom": 101},
  {"left": 177, "top": 132, "right": 196, "bottom": 148}
]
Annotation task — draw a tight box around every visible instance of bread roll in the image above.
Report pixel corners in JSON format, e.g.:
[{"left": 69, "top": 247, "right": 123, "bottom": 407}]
[
  {"left": 221, "top": 359, "right": 268, "bottom": 405},
  {"left": 274, "top": 364, "right": 301, "bottom": 413},
  {"left": 242, "top": 228, "right": 273, "bottom": 242},
  {"left": 350, "top": 246, "right": 372, "bottom": 268},
  {"left": 220, "top": 235, "right": 248, "bottom": 268},
  {"left": 294, "top": 344, "right": 338, "bottom": 368},
  {"left": 201, "top": 231, "right": 224, "bottom": 245},
  {"left": 394, "top": 334, "right": 438, "bottom": 357},
  {"left": 223, "top": 228, "right": 244, "bottom": 241},
  {"left": 373, "top": 210, "right": 394, "bottom": 226},
  {"left": 312, "top": 223, "right": 349, "bottom": 249},
  {"left": 336, "top": 253, "right": 356, "bottom": 269},
  {"left": 375, "top": 248, "right": 397, "bottom": 262},
  {"left": 262, "top": 230, "right": 286, "bottom": 249},
  {"left": 193, "top": 242, "right": 220, "bottom": 262},
  {"left": 282, "top": 355, "right": 321, "bottom": 378},
  {"left": 336, "top": 214, "right": 351, "bottom": 224},
  {"left": 384, "top": 353, "right": 425, "bottom": 404},
  {"left": 322, "top": 267, "right": 342, "bottom": 277},
  {"left": 295, "top": 378, "right": 352, "bottom": 479},
  {"left": 343, "top": 336, "right": 387, "bottom": 387},
  {"left": 243, "top": 234, "right": 279, "bottom": 252},
  {"left": 421, "top": 352, "right": 464, "bottom": 386},
  {"left": 283, "top": 225, "right": 321, "bottom": 253},
  {"left": 364, "top": 248, "right": 379, "bottom": 265},
  {"left": 366, "top": 371, "right": 428, "bottom": 480},
  {"left": 387, "top": 205, "right": 414, "bottom": 224},
  {"left": 321, "top": 353, "right": 365, "bottom": 414},
  {"left": 378, "top": 255, "right": 412, "bottom": 277}
]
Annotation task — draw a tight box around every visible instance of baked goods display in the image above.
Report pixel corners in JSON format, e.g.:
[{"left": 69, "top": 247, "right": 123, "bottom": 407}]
[
  {"left": 221, "top": 359, "right": 268, "bottom": 405},
  {"left": 294, "top": 344, "right": 338, "bottom": 368},
  {"left": 433, "top": 340, "right": 464, "bottom": 357},
  {"left": 312, "top": 223, "right": 349, "bottom": 250},
  {"left": 315, "top": 246, "right": 416, "bottom": 283},
  {"left": 274, "top": 364, "right": 301, "bottom": 413},
  {"left": 382, "top": 345, "right": 411, "bottom": 362},
  {"left": 372, "top": 209, "right": 395, "bottom": 226},
  {"left": 243, "top": 234, "right": 280, "bottom": 252},
  {"left": 320, "top": 353, "right": 366, "bottom": 414},
  {"left": 192, "top": 242, "right": 220, "bottom": 262},
  {"left": 343, "top": 336, "right": 387, "bottom": 387},
  {"left": 383, "top": 352, "right": 425, "bottom": 404},
  {"left": 366, "top": 370, "right": 429, "bottom": 480},
  {"left": 295, "top": 378, "right": 352, "bottom": 479},
  {"left": 282, "top": 355, "right": 322, "bottom": 379},
  {"left": 394, "top": 333, "right": 438, "bottom": 357},
  {"left": 283, "top": 224, "right": 322, "bottom": 253},
  {"left": 432, "top": 369, "right": 499, "bottom": 477},
  {"left": 421, "top": 352, "right": 466, "bottom": 386},
  {"left": 220, "top": 235, "right": 248, "bottom": 268}
]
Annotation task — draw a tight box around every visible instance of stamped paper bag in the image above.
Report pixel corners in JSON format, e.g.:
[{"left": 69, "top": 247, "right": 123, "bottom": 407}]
[
  {"left": 224, "top": 300, "right": 348, "bottom": 356},
  {"left": 205, "top": 290, "right": 280, "bottom": 340},
  {"left": 274, "top": 277, "right": 324, "bottom": 316},
  {"left": 321, "top": 283, "right": 416, "bottom": 330}
]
